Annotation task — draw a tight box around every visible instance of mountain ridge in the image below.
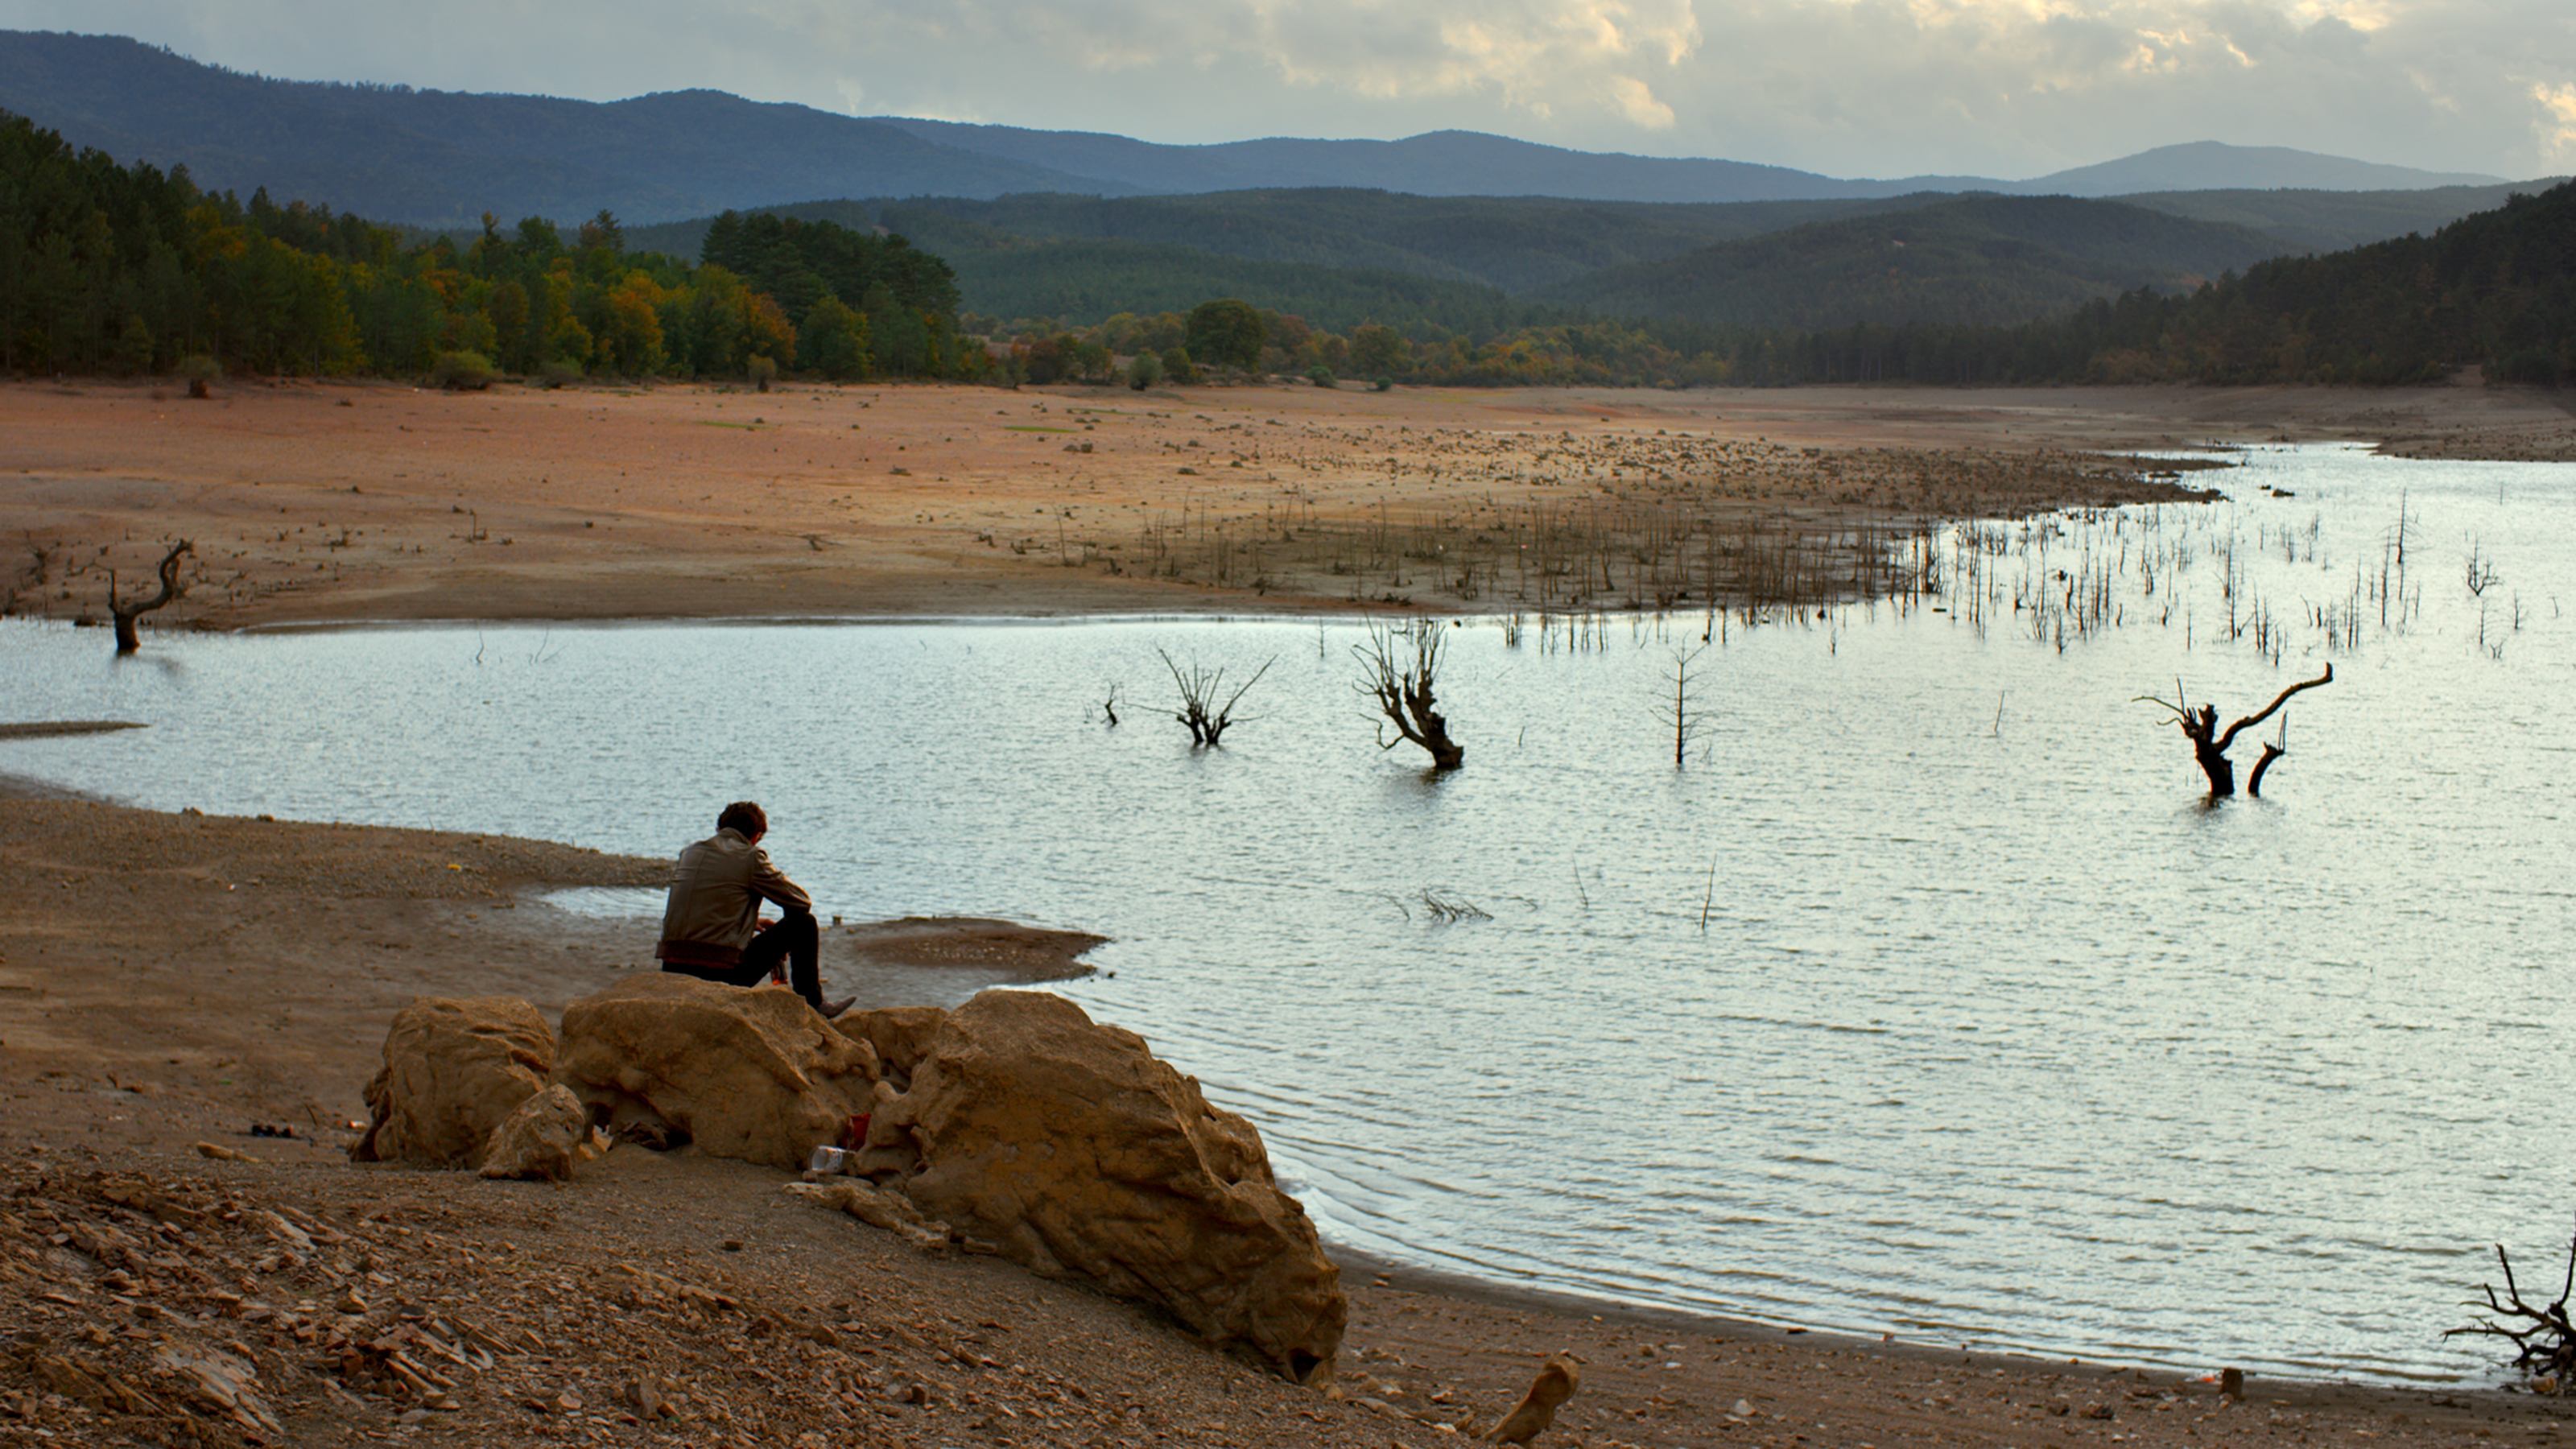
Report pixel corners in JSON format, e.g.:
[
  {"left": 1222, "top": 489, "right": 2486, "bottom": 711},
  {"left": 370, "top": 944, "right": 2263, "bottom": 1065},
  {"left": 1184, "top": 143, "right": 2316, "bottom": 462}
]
[{"left": 0, "top": 29, "right": 2512, "bottom": 226}]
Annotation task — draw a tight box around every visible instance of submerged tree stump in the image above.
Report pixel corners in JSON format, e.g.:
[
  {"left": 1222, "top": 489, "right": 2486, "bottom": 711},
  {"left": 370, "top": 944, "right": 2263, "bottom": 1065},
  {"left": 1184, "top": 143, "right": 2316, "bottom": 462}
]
[
  {"left": 1355, "top": 620, "right": 1463, "bottom": 770},
  {"left": 108, "top": 540, "right": 191, "bottom": 655},
  {"left": 2141, "top": 664, "right": 2332, "bottom": 798}
]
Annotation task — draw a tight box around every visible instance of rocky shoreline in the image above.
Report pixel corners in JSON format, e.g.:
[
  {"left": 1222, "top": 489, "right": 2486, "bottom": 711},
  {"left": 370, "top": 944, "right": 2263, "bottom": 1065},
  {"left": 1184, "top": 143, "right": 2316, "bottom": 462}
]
[{"left": 0, "top": 780, "right": 2564, "bottom": 1446}]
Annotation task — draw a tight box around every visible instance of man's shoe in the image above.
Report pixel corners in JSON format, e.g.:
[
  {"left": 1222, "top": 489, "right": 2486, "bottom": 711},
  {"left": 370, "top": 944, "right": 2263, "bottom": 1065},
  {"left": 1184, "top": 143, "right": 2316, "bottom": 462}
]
[{"left": 819, "top": 996, "right": 857, "bottom": 1021}]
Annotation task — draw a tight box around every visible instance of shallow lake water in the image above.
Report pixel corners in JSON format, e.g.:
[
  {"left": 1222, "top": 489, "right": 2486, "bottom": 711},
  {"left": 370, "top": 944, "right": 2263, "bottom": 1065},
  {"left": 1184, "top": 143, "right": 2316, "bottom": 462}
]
[{"left": 6, "top": 444, "right": 2574, "bottom": 1385}]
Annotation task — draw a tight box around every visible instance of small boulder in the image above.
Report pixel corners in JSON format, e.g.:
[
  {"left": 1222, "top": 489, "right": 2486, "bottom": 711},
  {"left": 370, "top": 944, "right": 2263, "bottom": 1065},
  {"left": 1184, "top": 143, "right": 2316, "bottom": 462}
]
[
  {"left": 1488, "top": 1355, "right": 1580, "bottom": 1444},
  {"left": 479, "top": 1084, "right": 591, "bottom": 1182},
  {"left": 353, "top": 997, "right": 554, "bottom": 1168},
  {"left": 553, "top": 974, "right": 878, "bottom": 1169},
  {"left": 876, "top": 989, "right": 1345, "bottom": 1381}
]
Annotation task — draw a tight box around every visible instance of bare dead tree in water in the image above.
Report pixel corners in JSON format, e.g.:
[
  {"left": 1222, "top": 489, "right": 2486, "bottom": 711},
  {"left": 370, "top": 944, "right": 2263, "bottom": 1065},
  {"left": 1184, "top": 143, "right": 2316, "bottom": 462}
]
[
  {"left": 108, "top": 540, "right": 191, "bottom": 654},
  {"left": 2136, "top": 663, "right": 2331, "bottom": 798},
  {"left": 1157, "top": 648, "right": 1271, "bottom": 747},
  {"left": 2447, "top": 1228, "right": 2576, "bottom": 1391},
  {"left": 1100, "top": 683, "right": 1121, "bottom": 728},
  {"left": 1353, "top": 619, "right": 1463, "bottom": 770},
  {"left": 1654, "top": 644, "right": 1711, "bottom": 769}
]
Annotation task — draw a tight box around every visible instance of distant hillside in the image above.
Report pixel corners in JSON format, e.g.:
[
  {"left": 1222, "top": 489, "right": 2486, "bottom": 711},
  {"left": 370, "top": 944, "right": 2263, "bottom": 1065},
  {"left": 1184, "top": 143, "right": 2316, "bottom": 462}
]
[
  {"left": 637, "top": 201, "right": 1542, "bottom": 333},
  {"left": 0, "top": 31, "right": 1121, "bottom": 225},
  {"left": 873, "top": 120, "right": 1872, "bottom": 203},
  {"left": 880, "top": 118, "right": 2500, "bottom": 202},
  {"left": 625, "top": 182, "right": 2537, "bottom": 335},
  {"left": 2021, "top": 142, "right": 2499, "bottom": 197},
  {"left": 0, "top": 29, "right": 2516, "bottom": 228},
  {"left": 2117, "top": 181, "right": 2564, "bottom": 253},
  {"left": 1736, "top": 178, "right": 2576, "bottom": 386},
  {"left": 632, "top": 191, "right": 1948, "bottom": 296},
  {"left": 1539, "top": 196, "right": 2288, "bottom": 332}
]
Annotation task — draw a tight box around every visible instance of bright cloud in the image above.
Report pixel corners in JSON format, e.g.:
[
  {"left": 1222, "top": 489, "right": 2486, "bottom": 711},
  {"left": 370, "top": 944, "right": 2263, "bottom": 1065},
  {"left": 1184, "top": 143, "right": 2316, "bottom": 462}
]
[{"left": 2537, "top": 81, "right": 2576, "bottom": 162}]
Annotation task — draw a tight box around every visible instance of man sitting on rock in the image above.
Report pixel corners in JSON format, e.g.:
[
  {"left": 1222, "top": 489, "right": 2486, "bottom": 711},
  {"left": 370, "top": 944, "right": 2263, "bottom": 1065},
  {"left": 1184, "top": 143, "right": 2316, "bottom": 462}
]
[{"left": 655, "top": 801, "right": 855, "bottom": 1019}]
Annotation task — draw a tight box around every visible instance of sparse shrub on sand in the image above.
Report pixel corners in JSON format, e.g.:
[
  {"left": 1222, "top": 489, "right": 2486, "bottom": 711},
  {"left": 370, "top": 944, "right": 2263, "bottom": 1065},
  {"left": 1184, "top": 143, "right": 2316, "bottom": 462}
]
[
  {"left": 430, "top": 350, "right": 497, "bottom": 391},
  {"left": 176, "top": 353, "right": 220, "bottom": 399},
  {"left": 748, "top": 354, "right": 779, "bottom": 392}
]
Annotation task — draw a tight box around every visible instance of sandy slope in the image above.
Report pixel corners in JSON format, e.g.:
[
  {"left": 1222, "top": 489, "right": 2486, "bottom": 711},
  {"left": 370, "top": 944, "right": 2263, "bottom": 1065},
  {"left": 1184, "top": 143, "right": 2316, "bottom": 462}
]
[
  {"left": 0, "top": 782, "right": 2560, "bottom": 1447},
  {"left": 7, "top": 376, "right": 2564, "bottom": 633}
]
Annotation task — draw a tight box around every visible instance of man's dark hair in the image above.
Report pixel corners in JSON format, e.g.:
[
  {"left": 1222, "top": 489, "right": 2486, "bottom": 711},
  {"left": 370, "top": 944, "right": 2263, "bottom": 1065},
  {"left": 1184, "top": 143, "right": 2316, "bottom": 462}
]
[{"left": 716, "top": 801, "right": 767, "bottom": 836}]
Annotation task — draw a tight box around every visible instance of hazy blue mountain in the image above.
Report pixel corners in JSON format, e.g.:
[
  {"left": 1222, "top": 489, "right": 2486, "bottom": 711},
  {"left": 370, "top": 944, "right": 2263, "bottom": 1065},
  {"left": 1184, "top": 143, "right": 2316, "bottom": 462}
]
[
  {"left": 0, "top": 30, "right": 2514, "bottom": 228},
  {"left": 873, "top": 120, "right": 1868, "bottom": 202},
  {"left": 877, "top": 120, "right": 2500, "bottom": 201},
  {"left": 0, "top": 31, "right": 1123, "bottom": 225},
  {"left": 2013, "top": 142, "right": 2499, "bottom": 197}
]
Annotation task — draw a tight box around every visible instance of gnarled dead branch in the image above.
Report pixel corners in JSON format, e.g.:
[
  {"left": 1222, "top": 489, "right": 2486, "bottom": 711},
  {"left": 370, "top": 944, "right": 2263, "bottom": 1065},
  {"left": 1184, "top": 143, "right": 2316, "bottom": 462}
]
[
  {"left": 2446, "top": 1232, "right": 2576, "bottom": 1391},
  {"left": 108, "top": 539, "right": 192, "bottom": 654},
  {"left": 2136, "top": 663, "right": 2331, "bottom": 797},
  {"left": 1353, "top": 619, "right": 1463, "bottom": 770}
]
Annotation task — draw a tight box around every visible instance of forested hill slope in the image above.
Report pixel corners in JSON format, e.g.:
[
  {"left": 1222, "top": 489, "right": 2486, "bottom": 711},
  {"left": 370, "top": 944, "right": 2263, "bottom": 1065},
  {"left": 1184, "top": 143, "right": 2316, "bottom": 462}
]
[
  {"left": 2120, "top": 181, "right": 2564, "bottom": 254},
  {"left": 0, "top": 31, "right": 1117, "bottom": 225},
  {"left": 1755, "top": 178, "right": 2576, "bottom": 386},
  {"left": 621, "top": 184, "right": 2532, "bottom": 336},
  {"left": 1535, "top": 196, "right": 2288, "bottom": 332},
  {"left": 628, "top": 192, "right": 1946, "bottom": 296},
  {"left": 2077, "top": 177, "right": 2576, "bottom": 383}
]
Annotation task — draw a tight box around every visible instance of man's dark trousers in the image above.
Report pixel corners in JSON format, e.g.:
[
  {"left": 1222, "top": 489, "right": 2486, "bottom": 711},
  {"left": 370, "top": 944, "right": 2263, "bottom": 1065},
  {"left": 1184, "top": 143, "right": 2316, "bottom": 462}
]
[{"left": 661, "top": 912, "right": 821, "bottom": 1007}]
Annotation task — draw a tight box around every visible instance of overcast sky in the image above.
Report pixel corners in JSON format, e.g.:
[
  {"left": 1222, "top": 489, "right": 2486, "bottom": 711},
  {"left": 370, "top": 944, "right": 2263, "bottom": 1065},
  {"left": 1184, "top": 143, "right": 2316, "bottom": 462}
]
[{"left": 6, "top": 0, "right": 2570, "bottom": 180}]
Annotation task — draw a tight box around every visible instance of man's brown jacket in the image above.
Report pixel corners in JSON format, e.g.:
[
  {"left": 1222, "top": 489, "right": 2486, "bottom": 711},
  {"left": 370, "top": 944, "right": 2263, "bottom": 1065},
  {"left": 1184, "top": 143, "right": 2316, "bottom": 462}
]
[{"left": 654, "top": 827, "right": 813, "bottom": 968}]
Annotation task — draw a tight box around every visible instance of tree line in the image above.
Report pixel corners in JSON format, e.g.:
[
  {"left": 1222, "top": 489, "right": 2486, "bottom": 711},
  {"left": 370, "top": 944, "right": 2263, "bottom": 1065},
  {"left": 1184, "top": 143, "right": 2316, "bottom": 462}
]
[
  {"left": 0, "top": 109, "right": 986, "bottom": 383},
  {"left": 8, "top": 96, "right": 2566, "bottom": 392}
]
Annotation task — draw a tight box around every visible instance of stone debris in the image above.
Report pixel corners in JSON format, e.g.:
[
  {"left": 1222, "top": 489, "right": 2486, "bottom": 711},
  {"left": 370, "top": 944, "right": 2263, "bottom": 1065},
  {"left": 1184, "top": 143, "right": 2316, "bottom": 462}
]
[
  {"left": 476, "top": 1084, "right": 594, "bottom": 1183},
  {"left": 0, "top": 1157, "right": 1430, "bottom": 1449},
  {"left": 783, "top": 1179, "right": 952, "bottom": 1253}
]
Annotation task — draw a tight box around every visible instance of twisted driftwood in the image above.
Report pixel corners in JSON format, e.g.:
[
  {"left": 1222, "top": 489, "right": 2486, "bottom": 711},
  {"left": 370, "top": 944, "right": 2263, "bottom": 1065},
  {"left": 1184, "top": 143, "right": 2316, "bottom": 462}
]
[
  {"left": 2136, "top": 664, "right": 2331, "bottom": 797},
  {"left": 2446, "top": 1233, "right": 2576, "bottom": 1389},
  {"left": 109, "top": 540, "right": 191, "bottom": 654}
]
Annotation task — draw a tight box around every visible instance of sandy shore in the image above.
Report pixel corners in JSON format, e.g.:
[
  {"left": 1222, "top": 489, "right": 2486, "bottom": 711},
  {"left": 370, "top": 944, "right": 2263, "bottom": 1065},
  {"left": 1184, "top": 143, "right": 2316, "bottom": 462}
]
[
  {"left": 6, "top": 375, "right": 2566, "bottom": 634},
  {"left": 0, "top": 778, "right": 2559, "bottom": 1447}
]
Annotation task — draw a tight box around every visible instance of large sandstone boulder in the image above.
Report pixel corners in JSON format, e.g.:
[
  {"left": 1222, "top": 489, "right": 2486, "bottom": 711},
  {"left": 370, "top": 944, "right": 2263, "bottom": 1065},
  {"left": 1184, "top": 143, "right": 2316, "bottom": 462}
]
[
  {"left": 352, "top": 996, "right": 554, "bottom": 1168},
  {"left": 868, "top": 990, "right": 1345, "bottom": 1381},
  {"left": 553, "top": 974, "right": 878, "bottom": 1170}
]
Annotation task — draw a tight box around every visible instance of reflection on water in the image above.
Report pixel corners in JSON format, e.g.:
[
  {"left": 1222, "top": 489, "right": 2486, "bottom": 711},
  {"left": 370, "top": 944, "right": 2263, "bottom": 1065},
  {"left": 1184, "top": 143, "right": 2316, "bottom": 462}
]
[{"left": 6, "top": 444, "right": 2573, "bottom": 1385}]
